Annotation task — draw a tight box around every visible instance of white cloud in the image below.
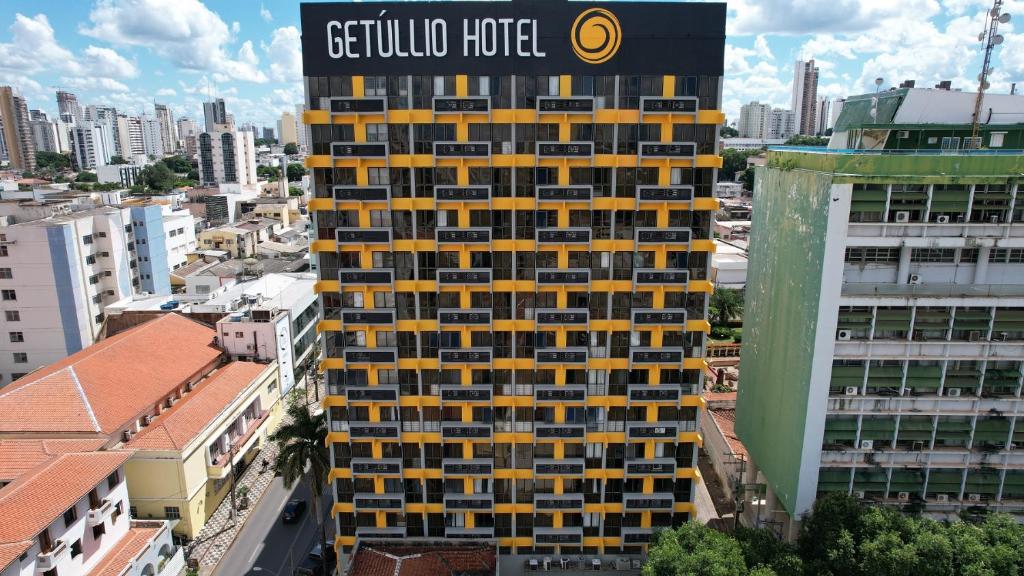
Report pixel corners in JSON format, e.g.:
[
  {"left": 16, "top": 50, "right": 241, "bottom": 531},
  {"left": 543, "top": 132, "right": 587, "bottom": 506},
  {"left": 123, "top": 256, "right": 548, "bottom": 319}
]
[
  {"left": 0, "top": 14, "right": 77, "bottom": 75},
  {"left": 260, "top": 5, "right": 273, "bottom": 22},
  {"left": 264, "top": 26, "right": 302, "bottom": 82},
  {"left": 729, "top": 0, "right": 941, "bottom": 35},
  {"left": 81, "top": 0, "right": 268, "bottom": 83},
  {"left": 62, "top": 76, "right": 129, "bottom": 92},
  {"left": 82, "top": 45, "right": 138, "bottom": 78},
  {"left": 155, "top": 88, "right": 177, "bottom": 96},
  {"left": 754, "top": 35, "right": 774, "bottom": 60}
]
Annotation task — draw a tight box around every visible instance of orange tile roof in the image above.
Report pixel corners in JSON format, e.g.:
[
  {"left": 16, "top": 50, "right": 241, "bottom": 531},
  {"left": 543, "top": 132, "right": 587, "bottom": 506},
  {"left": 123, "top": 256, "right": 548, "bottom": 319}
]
[
  {"left": 0, "top": 439, "right": 106, "bottom": 483},
  {"left": 87, "top": 525, "right": 160, "bottom": 576},
  {"left": 126, "top": 362, "right": 270, "bottom": 451},
  {"left": 708, "top": 408, "right": 747, "bottom": 459},
  {"left": 0, "top": 451, "right": 132, "bottom": 547},
  {"left": 348, "top": 545, "right": 497, "bottom": 576},
  {"left": 0, "top": 541, "right": 31, "bottom": 571},
  {"left": 0, "top": 314, "right": 223, "bottom": 435}
]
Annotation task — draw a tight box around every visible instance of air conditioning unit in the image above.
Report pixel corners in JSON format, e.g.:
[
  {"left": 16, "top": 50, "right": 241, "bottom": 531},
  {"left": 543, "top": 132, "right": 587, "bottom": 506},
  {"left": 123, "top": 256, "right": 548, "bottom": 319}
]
[
  {"left": 968, "top": 493, "right": 982, "bottom": 503},
  {"left": 845, "top": 386, "right": 860, "bottom": 396},
  {"left": 142, "top": 415, "right": 153, "bottom": 425},
  {"left": 909, "top": 274, "right": 922, "bottom": 284},
  {"left": 936, "top": 494, "right": 949, "bottom": 503},
  {"left": 894, "top": 211, "right": 911, "bottom": 223},
  {"left": 122, "top": 430, "right": 133, "bottom": 442},
  {"left": 936, "top": 215, "right": 950, "bottom": 224},
  {"left": 898, "top": 130, "right": 910, "bottom": 139},
  {"left": 860, "top": 440, "right": 874, "bottom": 450},
  {"left": 837, "top": 329, "right": 852, "bottom": 341},
  {"left": 946, "top": 388, "right": 962, "bottom": 397},
  {"left": 990, "top": 215, "right": 1000, "bottom": 224},
  {"left": 912, "top": 441, "right": 925, "bottom": 451},
  {"left": 969, "top": 331, "right": 982, "bottom": 342},
  {"left": 853, "top": 490, "right": 866, "bottom": 499},
  {"left": 994, "top": 332, "right": 1008, "bottom": 342},
  {"left": 898, "top": 491, "right": 910, "bottom": 501}
]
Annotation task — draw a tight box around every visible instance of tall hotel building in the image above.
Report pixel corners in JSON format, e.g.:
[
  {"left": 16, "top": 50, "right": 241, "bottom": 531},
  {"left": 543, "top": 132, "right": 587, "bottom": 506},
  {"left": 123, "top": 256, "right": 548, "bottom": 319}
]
[{"left": 300, "top": 0, "right": 725, "bottom": 560}]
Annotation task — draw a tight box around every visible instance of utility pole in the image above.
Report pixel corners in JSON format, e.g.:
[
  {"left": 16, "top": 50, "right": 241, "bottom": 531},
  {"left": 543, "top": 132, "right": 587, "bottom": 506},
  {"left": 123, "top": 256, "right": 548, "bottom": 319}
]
[
  {"left": 228, "top": 439, "right": 238, "bottom": 523},
  {"left": 972, "top": 0, "right": 1012, "bottom": 141}
]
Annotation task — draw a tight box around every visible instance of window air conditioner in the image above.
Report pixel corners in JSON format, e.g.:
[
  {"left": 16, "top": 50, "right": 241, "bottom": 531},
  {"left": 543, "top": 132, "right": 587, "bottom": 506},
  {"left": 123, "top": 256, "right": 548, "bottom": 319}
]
[
  {"left": 860, "top": 440, "right": 874, "bottom": 450},
  {"left": 845, "top": 386, "right": 859, "bottom": 396},
  {"left": 968, "top": 493, "right": 982, "bottom": 503},
  {"left": 894, "top": 211, "right": 911, "bottom": 223},
  {"left": 897, "top": 491, "right": 910, "bottom": 501},
  {"left": 909, "top": 274, "right": 922, "bottom": 284},
  {"left": 142, "top": 415, "right": 153, "bottom": 425},
  {"left": 968, "top": 331, "right": 982, "bottom": 342},
  {"left": 853, "top": 490, "right": 866, "bottom": 499},
  {"left": 837, "top": 329, "right": 852, "bottom": 341},
  {"left": 946, "top": 388, "right": 961, "bottom": 397},
  {"left": 936, "top": 215, "right": 950, "bottom": 224},
  {"left": 935, "top": 494, "right": 949, "bottom": 503},
  {"left": 122, "top": 430, "right": 133, "bottom": 442},
  {"left": 990, "top": 215, "right": 1000, "bottom": 224}
]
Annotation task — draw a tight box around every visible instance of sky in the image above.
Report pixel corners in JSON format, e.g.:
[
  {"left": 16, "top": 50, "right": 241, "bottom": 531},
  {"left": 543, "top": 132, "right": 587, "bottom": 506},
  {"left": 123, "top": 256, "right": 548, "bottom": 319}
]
[{"left": 0, "top": 0, "right": 1021, "bottom": 130}]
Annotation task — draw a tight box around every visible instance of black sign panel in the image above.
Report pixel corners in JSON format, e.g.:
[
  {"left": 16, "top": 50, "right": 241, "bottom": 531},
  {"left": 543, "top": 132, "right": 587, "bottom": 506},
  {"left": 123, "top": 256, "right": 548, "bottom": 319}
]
[
  {"left": 342, "top": 310, "right": 395, "bottom": 324},
  {"left": 629, "top": 425, "right": 676, "bottom": 438},
  {"left": 625, "top": 496, "right": 674, "bottom": 509},
  {"left": 536, "top": 462, "right": 585, "bottom": 475},
  {"left": 344, "top": 349, "right": 397, "bottom": 363},
  {"left": 535, "top": 496, "right": 584, "bottom": 509},
  {"left": 434, "top": 142, "right": 490, "bottom": 157},
  {"left": 536, "top": 350, "right": 587, "bottom": 364},
  {"left": 626, "top": 461, "right": 675, "bottom": 475},
  {"left": 642, "top": 98, "right": 698, "bottom": 113},
  {"left": 536, "top": 387, "right": 586, "bottom": 402},
  {"left": 537, "top": 270, "right": 589, "bottom": 284},
  {"left": 438, "top": 270, "right": 491, "bottom": 284},
  {"left": 445, "top": 498, "right": 493, "bottom": 510},
  {"left": 535, "top": 425, "right": 585, "bottom": 439},
  {"left": 538, "top": 142, "right": 592, "bottom": 157},
  {"left": 337, "top": 229, "right": 391, "bottom": 243},
  {"left": 350, "top": 424, "right": 400, "bottom": 438},
  {"left": 629, "top": 387, "right": 680, "bottom": 402},
  {"left": 538, "top": 98, "right": 594, "bottom": 113},
  {"left": 537, "top": 311, "right": 588, "bottom": 324},
  {"left": 439, "top": 311, "right": 491, "bottom": 324},
  {"left": 355, "top": 497, "right": 403, "bottom": 509},
  {"left": 301, "top": 2, "right": 726, "bottom": 76},
  {"left": 332, "top": 143, "right": 387, "bottom": 157},
  {"left": 637, "top": 229, "right": 690, "bottom": 243},
  {"left": 334, "top": 186, "right": 389, "bottom": 201},
  {"left": 632, "top": 350, "right": 684, "bottom": 363},
  {"left": 537, "top": 186, "right": 591, "bottom": 201},
  {"left": 638, "top": 186, "right": 694, "bottom": 202},
  {"left": 440, "top": 349, "right": 492, "bottom": 363},
  {"left": 347, "top": 387, "right": 398, "bottom": 402},
  {"left": 435, "top": 186, "right": 490, "bottom": 201},
  {"left": 441, "top": 386, "right": 492, "bottom": 402},
  {"left": 352, "top": 461, "right": 401, "bottom": 474},
  {"left": 437, "top": 229, "right": 491, "bottom": 243},
  {"left": 635, "top": 270, "right": 688, "bottom": 284},
  {"left": 434, "top": 98, "right": 490, "bottom": 113},
  {"left": 624, "top": 532, "right": 653, "bottom": 544},
  {"left": 331, "top": 98, "right": 386, "bottom": 113},
  {"left": 535, "top": 532, "right": 582, "bottom": 545},
  {"left": 536, "top": 229, "right": 590, "bottom": 243},
  {"left": 633, "top": 310, "right": 686, "bottom": 324},
  {"left": 339, "top": 270, "right": 393, "bottom": 284},
  {"left": 443, "top": 461, "right": 492, "bottom": 475},
  {"left": 442, "top": 425, "right": 492, "bottom": 438},
  {"left": 640, "top": 143, "right": 696, "bottom": 157}
]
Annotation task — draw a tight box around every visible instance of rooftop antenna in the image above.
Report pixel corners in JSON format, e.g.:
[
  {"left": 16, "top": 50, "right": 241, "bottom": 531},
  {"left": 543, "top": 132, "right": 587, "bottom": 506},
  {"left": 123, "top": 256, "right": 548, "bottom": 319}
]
[{"left": 972, "top": 0, "right": 1011, "bottom": 140}]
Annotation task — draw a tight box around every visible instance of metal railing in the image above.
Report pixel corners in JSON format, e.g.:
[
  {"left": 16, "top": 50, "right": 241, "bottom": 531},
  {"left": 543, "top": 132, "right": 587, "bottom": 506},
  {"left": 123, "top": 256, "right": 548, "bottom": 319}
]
[{"left": 770, "top": 145, "right": 1024, "bottom": 156}]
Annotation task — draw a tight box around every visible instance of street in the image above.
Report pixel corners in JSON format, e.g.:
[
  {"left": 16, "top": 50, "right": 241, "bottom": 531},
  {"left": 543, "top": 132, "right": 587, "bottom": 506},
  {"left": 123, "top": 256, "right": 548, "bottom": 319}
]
[{"left": 212, "top": 473, "right": 333, "bottom": 576}]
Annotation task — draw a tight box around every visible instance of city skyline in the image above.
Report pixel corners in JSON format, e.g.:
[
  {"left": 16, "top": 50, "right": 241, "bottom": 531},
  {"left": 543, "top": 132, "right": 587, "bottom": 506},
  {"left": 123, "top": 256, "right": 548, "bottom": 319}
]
[{"left": 0, "top": 0, "right": 1019, "bottom": 128}]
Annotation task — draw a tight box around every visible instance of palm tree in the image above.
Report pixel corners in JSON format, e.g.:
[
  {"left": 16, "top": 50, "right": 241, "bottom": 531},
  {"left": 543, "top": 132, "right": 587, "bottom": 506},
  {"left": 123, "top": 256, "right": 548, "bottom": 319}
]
[
  {"left": 271, "top": 396, "right": 330, "bottom": 575},
  {"left": 709, "top": 288, "right": 744, "bottom": 328}
]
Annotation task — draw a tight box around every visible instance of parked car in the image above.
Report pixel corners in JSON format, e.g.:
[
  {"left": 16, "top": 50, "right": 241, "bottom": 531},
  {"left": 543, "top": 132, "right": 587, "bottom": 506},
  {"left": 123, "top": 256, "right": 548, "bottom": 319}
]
[
  {"left": 294, "top": 556, "right": 325, "bottom": 576},
  {"left": 282, "top": 499, "right": 307, "bottom": 523},
  {"left": 309, "top": 541, "right": 336, "bottom": 565},
  {"left": 159, "top": 300, "right": 180, "bottom": 310}
]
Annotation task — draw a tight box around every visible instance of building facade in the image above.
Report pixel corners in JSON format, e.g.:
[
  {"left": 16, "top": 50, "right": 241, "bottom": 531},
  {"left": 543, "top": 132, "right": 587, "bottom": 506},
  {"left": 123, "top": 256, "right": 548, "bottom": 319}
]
[
  {"left": 301, "top": 0, "right": 724, "bottom": 561},
  {"left": 71, "top": 123, "right": 114, "bottom": 170},
  {"left": 198, "top": 127, "right": 258, "bottom": 186},
  {"left": 278, "top": 111, "right": 298, "bottom": 145},
  {"left": 791, "top": 59, "right": 819, "bottom": 136},
  {"left": 736, "top": 101, "right": 793, "bottom": 141},
  {"left": 203, "top": 99, "right": 228, "bottom": 133},
  {"left": 154, "top": 104, "right": 177, "bottom": 155},
  {"left": 737, "top": 88, "right": 1024, "bottom": 539},
  {"left": 0, "top": 86, "right": 36, "bottom": 171}
]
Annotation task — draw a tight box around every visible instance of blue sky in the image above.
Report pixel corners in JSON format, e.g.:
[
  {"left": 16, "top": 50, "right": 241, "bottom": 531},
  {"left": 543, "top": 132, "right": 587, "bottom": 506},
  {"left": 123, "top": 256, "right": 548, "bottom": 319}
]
[{"left": 0, "top": 0, "right": 1021, "bottom": 129}]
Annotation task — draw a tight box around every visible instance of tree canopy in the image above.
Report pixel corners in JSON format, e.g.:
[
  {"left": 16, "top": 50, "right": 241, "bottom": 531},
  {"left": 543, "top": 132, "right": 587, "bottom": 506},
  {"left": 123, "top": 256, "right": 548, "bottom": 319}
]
[
  {"left": 721, "top": 125, "right": 740, "bottom": 138},
  {"left": 710, "top": 287, "right": 744, "bottom": 328},
  {"left": 138, "top": 162, "right": 175, "bottom": 192},
  {"left": 286, "top": 162, "right": 306, "bottom": 182},
  {"left": 160, "top": 155, "right": 192, "bottom": 174},
  {"left": 75, "top": 171, "right": 98, "bottom": 183},
  {"left": 784, "top": 135, "right": 830, "bottom": 147},
  {"left": 36, "top": 151, "right": 71, "bottom": 171},
  {"left": 721, "top": 148, "right": 760, "bottom": 183},
  {"left": 283, "top": 142, "right": 299, "bottom": 155},
  {"left": 108, "top": 155, "right": 129, "bottom": 165}
]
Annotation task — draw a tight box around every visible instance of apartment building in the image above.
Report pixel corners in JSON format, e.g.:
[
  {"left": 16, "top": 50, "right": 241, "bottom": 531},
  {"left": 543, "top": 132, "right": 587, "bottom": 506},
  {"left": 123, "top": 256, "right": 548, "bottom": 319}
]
[
  {"left": 197, "top": 218, "right": 279, "bottom": 258},
  {"left": 737, "top": 88, "right": 1024, "bottom": 539},
  {"left": 0, "top": 206, "right": 139, "bottom": 384},
  {"left": 0, "top": 86, "right": 36, "bottom": 171},
  {"left": 791, "top": 59, "right": 819, "bottom": 136},
  {"left": 198, "top": 126, "right": 257, "bottom": 186},
  {"left": 0, "top": 449, "right": 183, "bottom": 576},
  {"left": 301, "top": 0, "right": 724, "bottom": 563}
]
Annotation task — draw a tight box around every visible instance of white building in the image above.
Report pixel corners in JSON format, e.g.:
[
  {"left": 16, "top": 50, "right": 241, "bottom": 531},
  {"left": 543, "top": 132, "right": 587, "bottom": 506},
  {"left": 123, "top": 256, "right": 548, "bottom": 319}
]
[
  {"left": 96, "top": 164, "right": 142, "bottom": 188},
  {"left": 140, "top": 115, "right": 164, "bottom": 159},
  {"left": 28, "top": 110, "right": 59, "bottom": 154},
  {"left": 791, "top": 59, "right": 820, "bottom": 136},
  {"left": 0, "top": 448, "right": 182, "bottom": 576},
  {"left": 198, "top": 126, "right": 257, "bottom": 186},
  {"left": 117, "top": 115, "right": 145, "bottom": 159},
  {"left": 277, "top": 111, "right": 297, "bottom": 145},
  {"left": 71, "top": 124, "right": 113, "bottom": 170},
  {"left": 295, "top": 104, "right": 309, "bottom": 151},
  {"left": 737, "top": 101, "right": 794, "bottom": 140},
  {"left": 0, "top": 206, "right": 139, "bottom": 384},
  {"left": 163, "top": 208, "right": 197, "bottom": 273},
  {"left": 721, "top": 137, "right": 786, "bottom": 152},
  {"left": 154, "top": 104, "right": 177, "bottom": 155},
  {"left": 815, "top": 96, "right": 831, "bottom": 136}
]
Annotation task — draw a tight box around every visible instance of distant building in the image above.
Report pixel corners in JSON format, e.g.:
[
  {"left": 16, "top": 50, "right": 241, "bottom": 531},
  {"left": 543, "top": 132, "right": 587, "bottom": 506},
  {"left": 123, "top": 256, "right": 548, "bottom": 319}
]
[
  {"left": 198, "top": 126, "right": 257, "bottom": 187},
  {"left": 71, "top": 123, "right": 114, "bottom": 170},
  {"left": 28, "top": 110, "right": 59, "bottom": 154},
  {"left": 721, "top": 137, "right": 786, "bottom": 152},
  {"left": 196, "top": 218, "right": 279, "bottom": 258},
  {"left": 139, "top": 115, "right": 164, "bottom": 158},
  {"left": 202, "top": 98, "right": 228, "bottom": 133},
  {"left": 294, "top": 104, "right": 309, "bottom": 151},
  {"left": 56, "top": 90, "right": 83, "bottom": 123},
  {"left": 262, "top": 126, "right": 274, "bottom": 141},
  {"left": 277, "top": 111, "right": 297, "bottom": 145},
  {"left": 792, "top": 59, "right": 820, "bottom": 136},
  {"left": 96, "top": 163, "right": 142, "bottom": 187},
  {"left": 0, "top": 86, "right": 36, "bottom": 170},
  {"left": 116, "top": 115, "right": 144, "bottom": 159},
  {"left": 154, "top": 103, "right": 177, "bottom": 155},
  {"left": 737, "top": 102, "right": 793, "bottom": 140},
  {"left": 815, "top": 96, "right": 831, "bottom": 136}
]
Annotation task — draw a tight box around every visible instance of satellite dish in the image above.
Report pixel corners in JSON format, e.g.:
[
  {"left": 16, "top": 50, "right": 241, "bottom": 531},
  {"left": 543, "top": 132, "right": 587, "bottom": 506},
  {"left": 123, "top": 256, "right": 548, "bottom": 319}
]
[
  {"left": 993, "top": 34, "right": 1004, "bottom": 45},
  {"left": 982, "top": 81, "right": 991, "bottom": 90},
  {"left": 999, "top": 13, "right": 1011, "bottom": 23},
  {"left": 979, "top": 32, "right": 987, "bottom": 41}
]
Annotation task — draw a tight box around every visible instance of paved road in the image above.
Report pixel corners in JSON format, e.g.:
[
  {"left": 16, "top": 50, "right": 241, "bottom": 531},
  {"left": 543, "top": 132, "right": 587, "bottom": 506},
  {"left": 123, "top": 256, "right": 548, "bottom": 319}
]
[{"left": 212, "top": 474, "right": 333, "bottom": 576}]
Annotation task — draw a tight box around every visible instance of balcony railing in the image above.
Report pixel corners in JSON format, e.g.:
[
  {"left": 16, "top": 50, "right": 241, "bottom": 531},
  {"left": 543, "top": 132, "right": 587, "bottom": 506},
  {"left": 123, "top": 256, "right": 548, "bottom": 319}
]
[
  {"left": 87, "top": 498, "right": 114, "bottom": 526},
  {"left": 36, "top": 540, "right": 68, "bottom": 572}
]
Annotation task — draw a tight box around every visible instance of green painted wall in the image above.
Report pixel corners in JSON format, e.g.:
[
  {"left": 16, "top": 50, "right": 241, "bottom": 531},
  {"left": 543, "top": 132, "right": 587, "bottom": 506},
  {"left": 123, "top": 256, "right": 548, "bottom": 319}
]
[{"left": 736, "top": 166, "right": 836, "bottom": 516}]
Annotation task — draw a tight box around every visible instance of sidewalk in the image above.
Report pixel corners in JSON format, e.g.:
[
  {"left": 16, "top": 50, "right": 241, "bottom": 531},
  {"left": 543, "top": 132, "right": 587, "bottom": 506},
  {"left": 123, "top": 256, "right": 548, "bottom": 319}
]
[{"left": 187, "top": 380, "right": 322, "bottom": 574}]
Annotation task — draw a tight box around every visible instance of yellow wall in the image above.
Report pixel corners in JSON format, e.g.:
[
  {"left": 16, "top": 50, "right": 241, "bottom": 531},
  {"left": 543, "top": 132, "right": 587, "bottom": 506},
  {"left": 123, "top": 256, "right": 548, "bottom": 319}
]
[
  {"left": 125, "top": 364, "right": 284, "bottom": 538},
  {"left": 196, "top": 229, "right": 252, "bottom": 258}
]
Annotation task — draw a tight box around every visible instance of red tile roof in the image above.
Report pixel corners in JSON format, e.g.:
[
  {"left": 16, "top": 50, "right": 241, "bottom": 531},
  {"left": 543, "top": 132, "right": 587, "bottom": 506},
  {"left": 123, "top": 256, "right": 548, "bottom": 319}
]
[
  {"left": 86, "top": 525, "right": 161, "bottom": 576},
  {"left": 0, "top": 451, "right": 132, "bottom": 550},
  {"left": 708, "top": 408, "right": 747, "bottom": 458},
  {"left": 0, "top": 439, "right": 106, "bottom": 483},
  {"left": 0, "top": 314, "right": 222, "bottom": 435},
  {"left": 348, "top": 545, "right": 497, "bottom": 576},
  {"left": 126, "top": 362, "right": 270, "bottom": 451},
  {"left": 0, "top": 541, "right": 31, "bottom": 571}
]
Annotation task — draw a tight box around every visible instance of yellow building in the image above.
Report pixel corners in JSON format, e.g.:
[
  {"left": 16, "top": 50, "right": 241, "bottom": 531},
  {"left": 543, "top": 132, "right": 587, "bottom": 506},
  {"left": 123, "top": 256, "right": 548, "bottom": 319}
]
[
  {"left": 124, "top": 361, "right": 283, "bottom": 538},
  {"left": 196, "top": 218, "right": 278, "bottom": 258}
]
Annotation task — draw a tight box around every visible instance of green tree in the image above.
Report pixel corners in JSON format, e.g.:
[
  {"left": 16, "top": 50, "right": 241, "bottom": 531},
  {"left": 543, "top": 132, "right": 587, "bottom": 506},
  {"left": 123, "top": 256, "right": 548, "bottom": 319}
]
[
  {"left": 287, "top": 162, "right": 306, "bottom": 182},
  {"left": 36, "top": 151, "right": 71, "bottom": 171},
  {"left": 784, "top": 134, "right": 830, "bottom": 146},
  {"left": 289, "top": 186, "right": 304, "bottom": 197},
  {"left": 139, "top": 162, "right": 175, "bottom": 192},
  {"left": 283, "top": 142, "right": 299, "bottom": 155},
  {"left": 75, "top": 171, "right": 98, "bottom": 183},
  {"left": 720, "top": 125, "right": 739, "bottom": 138},
  {"left": 721, "top": 148, "right": 758, "bottom": 182},
  {"left": 740, "top": 167, "right": 755, "bottom": 192},
  {"left": 187, "top": 169, "right": 199, "bottom": 181},
  {"left": 108, "top": 155, "right": 128, "bottom": 165},
  {"left": 798, "top": 493, "right": 865, "bottom": 572},
  {"left": 643, "top": 523, "right": 747, "bottom": 576},
  {"left": 161, "top": 155, "right": 192, "bottom": 173},
  {"left": 257, "top": 165, "right": 281, "bottom": 180},
  {"left": 709, "top": 288, "right": 743, "bottom": 328},
  {"left": 271, "top": 397, "right": 330, "bottom": 576},
  {"left": 255, "top": 137, "right": 277, "bottom": 147}
]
